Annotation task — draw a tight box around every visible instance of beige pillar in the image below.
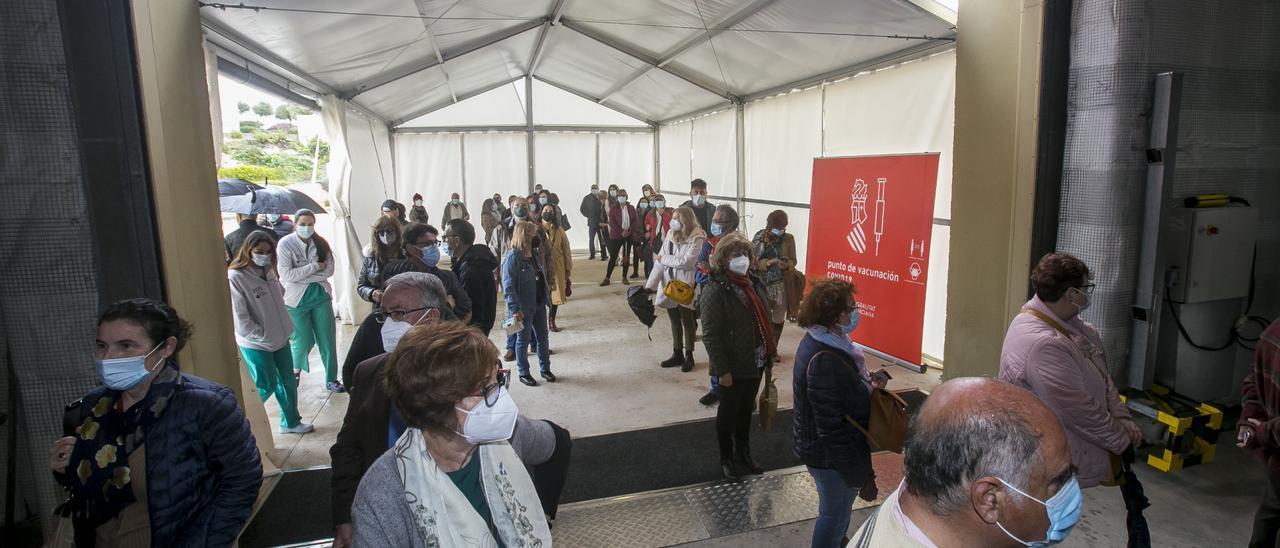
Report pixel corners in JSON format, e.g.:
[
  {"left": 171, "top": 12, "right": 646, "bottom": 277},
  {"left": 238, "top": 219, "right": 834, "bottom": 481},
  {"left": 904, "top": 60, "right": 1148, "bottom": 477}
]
[
  {"left": 129, "top": 0, "right": 280, "bottom": 473},
  {"left": 943, "top": 0, "right": 1045, "bottom": 378}
]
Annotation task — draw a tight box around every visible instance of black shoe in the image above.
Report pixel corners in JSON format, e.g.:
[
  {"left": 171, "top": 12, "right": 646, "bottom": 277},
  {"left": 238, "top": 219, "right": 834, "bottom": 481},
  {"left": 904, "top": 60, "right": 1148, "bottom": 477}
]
[
  {"left": 681, "top": 351, "right": 695, "bottom": 373},
  {"left": 660, "top": 349, "right": 684, "bottom": 368},
  {"left": 589, "top": 254, "right": 596, "bottom": 260},
  {"left": 519, "top": 374, "right": 539, "bottom": 387},
  {"left": 736, "top": 452, "right": 764, "bottom": 475},
  {"left": 721, "top": 460, "right": 741, "bottom": 481},
  {"left": 541, "top": 371, "right": 556, "bottom": 383},
  {"left": 699, "top": 391, "right": 720, "bottom": 406}
]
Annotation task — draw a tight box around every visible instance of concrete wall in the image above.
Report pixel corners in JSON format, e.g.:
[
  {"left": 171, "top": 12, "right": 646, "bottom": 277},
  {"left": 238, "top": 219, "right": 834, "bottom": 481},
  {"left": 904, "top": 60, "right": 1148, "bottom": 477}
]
[{"left": 943, "top": 0, "right": 1045, "bottom": 378}]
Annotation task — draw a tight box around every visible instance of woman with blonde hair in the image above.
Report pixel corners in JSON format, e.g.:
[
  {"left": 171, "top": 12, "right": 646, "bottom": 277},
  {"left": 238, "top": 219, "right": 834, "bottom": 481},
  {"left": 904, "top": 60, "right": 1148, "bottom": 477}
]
[
  {"left": 646, "top": 207, "right": 706, "bottom": 372},
  {"left": 502, "top": 221, "right": 553, "bottom": 386}
]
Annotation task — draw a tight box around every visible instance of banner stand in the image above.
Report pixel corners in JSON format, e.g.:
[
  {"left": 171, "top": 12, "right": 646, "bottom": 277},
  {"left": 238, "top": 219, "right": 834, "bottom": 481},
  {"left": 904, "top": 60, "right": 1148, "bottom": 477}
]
[{"left": 857, "top": 344, "right": 925, "bottom": 374}]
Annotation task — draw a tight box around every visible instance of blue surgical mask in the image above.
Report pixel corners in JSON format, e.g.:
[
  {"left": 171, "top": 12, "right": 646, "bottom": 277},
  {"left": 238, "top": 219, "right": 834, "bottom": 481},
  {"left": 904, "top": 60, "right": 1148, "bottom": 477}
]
[
  {"left": 654, "top": 200, "right": 665, "bottom": 209},
  {"left": 442, "top": 241, "right": 453, "bottom": 258},
  {"left": 842, "top": 307, "right": 861, "bottom": 335},
  {"left": 252, "top": 252, "right": 272, "bottom": 267},
  {"left": 421, "top": 244, "right": 440, "bottom": 267},
  {"left": 96, "top": 343, "right": 163, "bottom": 391},
  {"left": 710, "top": 223, "right": 724, "bottom": 237},
  {"left": 266, "top": 214, "right": 281, "bottom": 223},
  {"left": 514, "top": 206, "right": 528, "bottom": 218},
  {"left": 996, "top": 475, "right": 1082, "bottom": 547},
  {"left": 1072, "top": 287, "right": 1092, "bottom": 314},
  {"left": 771, "top": 228, "right": 784, "bottom": 237}
]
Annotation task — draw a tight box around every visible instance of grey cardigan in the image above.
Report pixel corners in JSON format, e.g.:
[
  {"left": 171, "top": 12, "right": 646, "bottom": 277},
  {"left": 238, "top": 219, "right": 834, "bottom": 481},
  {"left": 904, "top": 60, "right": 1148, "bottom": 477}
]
[
  {"left": 228, "top": 267, "right": 294, "bottom": 351},
  {"left": 351, "top": 451, "right": 426, "bottom": 548}
]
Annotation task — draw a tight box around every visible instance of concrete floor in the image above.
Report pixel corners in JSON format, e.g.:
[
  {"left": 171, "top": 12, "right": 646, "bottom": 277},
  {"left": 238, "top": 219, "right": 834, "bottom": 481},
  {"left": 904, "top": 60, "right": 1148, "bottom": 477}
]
[{"left": 252, "top": 250, "right": 1263, "bottom": 547}]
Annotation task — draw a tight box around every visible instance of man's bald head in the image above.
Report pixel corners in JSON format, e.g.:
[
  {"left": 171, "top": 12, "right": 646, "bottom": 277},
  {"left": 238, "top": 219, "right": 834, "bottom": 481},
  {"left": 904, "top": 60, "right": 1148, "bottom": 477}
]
[{"left": 903, "top": 378, "right": 1069, "bottom": 516}]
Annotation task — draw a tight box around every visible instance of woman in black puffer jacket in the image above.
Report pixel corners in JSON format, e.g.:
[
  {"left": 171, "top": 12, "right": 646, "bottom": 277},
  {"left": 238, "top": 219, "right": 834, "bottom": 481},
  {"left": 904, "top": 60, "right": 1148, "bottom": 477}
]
[
  {"left": 792, "top": 278, "right": 876, "bottom": 548},
  {"left": 49, "top": 299, "right": 261, "bottom": 547}
]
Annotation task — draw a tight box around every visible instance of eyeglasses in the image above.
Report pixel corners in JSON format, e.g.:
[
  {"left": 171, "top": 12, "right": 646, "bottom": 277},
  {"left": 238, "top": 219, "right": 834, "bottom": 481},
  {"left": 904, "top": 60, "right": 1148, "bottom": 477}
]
[
  {"left": 374, "top": 306, "right": 433, "bottom": 323},
  {"left": 473, "top": 367, "right": 511, "bottom": 407},
  {"left": 1077, "top": 283, "right": 1097, "bottom": 295}
]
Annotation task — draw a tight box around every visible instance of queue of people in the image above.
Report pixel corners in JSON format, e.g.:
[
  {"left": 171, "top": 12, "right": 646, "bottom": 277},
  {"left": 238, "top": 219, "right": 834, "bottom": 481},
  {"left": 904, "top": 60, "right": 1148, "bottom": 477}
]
[{"left": 86, "top": 175, "right": 1271, "bottom": 548}]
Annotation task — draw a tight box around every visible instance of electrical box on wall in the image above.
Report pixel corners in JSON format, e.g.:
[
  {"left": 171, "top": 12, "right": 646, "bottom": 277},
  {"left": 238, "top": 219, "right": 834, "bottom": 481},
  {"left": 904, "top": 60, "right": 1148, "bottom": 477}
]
[{"left": 1164, "top": 206, "right": 1258, "bottom": 304}]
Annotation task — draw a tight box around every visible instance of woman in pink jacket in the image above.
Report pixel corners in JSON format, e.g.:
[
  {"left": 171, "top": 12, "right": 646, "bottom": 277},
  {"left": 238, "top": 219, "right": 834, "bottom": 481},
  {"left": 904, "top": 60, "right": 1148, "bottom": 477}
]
[{"left": 998, "top": 252, "right": 1141, "bottom": 487}]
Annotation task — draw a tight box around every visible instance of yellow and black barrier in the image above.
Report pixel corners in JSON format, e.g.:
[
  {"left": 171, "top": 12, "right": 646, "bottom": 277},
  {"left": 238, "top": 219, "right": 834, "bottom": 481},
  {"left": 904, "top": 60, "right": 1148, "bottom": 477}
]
[{"left": 1121, "top": 385, "right": 1223, "bottom": 472}]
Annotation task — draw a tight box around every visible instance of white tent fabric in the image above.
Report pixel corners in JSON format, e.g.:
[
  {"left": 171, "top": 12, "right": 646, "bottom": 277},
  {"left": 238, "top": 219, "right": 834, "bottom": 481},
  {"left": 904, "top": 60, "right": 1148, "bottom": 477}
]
[
  {"left": 395, "top": 133, "right": 464, "bottom": 207},
  {"left": 744, "top": 87, "right": 823, "bottom": 202},
  {"left": 532, "top": 80, "right": 648, "bottom": 127},
  {"left": 599, "top": 132, "right": 655, "bottom": 190},
  {"left": 400, "top": 83, "right": 527, "bottom": 127},
  {"left": 536, "top": 132, "right": 596, "bottom": 247},
  {"left": 690, "top": 109, "right": 738, "bottom": 198},
  {"left": 659, "top": 122, "right": 693, "bottom": 190},
  {"left": 319, "top": 95, "right": 369, "bottom": 324},
  {"left": 201, "top": 0, "right": 954, "bottom": 125},
  {"left": 462, "top": 132, "right": 529, "bottom": 203}
]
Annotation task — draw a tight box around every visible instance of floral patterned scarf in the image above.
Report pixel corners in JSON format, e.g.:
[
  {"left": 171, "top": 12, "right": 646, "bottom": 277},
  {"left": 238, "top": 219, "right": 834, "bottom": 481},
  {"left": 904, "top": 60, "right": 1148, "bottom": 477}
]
[{"left": 61, "top": 362, "right": 181, "bottom": 524}]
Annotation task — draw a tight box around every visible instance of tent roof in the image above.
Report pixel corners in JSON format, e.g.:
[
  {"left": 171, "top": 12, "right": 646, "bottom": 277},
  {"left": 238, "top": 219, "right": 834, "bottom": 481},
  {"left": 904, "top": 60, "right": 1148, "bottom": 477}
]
[{"left": 200, "top": 0, "right": 955, "bottom": 127}]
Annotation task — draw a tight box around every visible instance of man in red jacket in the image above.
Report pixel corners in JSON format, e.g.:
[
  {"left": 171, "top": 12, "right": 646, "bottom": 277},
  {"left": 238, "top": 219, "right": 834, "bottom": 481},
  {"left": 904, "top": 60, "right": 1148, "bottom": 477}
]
[{"left": 1241, "top": 317, "right": 1280, "bottom": 546}]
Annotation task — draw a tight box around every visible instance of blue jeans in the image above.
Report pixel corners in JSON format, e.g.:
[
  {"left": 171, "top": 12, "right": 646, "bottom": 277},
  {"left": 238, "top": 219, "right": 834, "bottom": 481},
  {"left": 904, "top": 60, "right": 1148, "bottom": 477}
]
[
  {"left": 516, "top": 304, "right": 551, "bottom": 376},
  {"left": 808, "top": 466, "right": 858, "bottom": 548},
  {"left": 507, "top": 333, "right": 517, "bottom": 352}
]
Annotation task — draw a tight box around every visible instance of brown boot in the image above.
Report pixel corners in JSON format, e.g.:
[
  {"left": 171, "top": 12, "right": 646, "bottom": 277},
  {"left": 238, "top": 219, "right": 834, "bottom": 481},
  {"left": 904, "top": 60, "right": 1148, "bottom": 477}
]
[
  {"left": 503, "top": 350, "right": 516, "bottom": 362},
  {"left": 550, "top": 317, "right": 561, "bottom": 332}
]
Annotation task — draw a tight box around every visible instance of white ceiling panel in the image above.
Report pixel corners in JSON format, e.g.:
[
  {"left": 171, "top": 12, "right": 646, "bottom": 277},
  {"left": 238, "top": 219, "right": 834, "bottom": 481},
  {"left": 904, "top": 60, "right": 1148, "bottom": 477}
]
[
  {"left": 608, "top": 68, "right": 728, "bottom": 123},
  {"left": 356, "top": 27, "right": 537, "bottom": 123},
  {"left": 202, "top": 0, "right": 438, "bottom": 90},
  {"left": 353, "top": 65, "right": 453, "bottom": 122},
  {"left": 533, "top": 27, "right": 650, "bottom": 98},
  {"left": 561, "top": 0, "right": 716, "bottom": 59},
  {"left": 666, "top": 0, "right": 955, "bottom": 96},
  {"left": 423, "top": 0, "right": 554, "bottom": 52}
]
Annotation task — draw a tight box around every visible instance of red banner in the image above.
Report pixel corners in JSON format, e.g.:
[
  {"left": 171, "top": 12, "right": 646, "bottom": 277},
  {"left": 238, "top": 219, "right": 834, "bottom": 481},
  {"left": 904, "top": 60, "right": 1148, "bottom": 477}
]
[{"left": 805, "top": 154, "right": 940, "bottom": 366}]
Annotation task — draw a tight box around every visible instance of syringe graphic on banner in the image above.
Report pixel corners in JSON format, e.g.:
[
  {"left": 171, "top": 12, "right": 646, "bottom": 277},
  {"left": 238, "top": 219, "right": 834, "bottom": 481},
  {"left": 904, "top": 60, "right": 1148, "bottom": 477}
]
[
  {"left": 873, "top": 177, "right": 886, "bottom": 256},
  {"left": 847, "top": 178, "right": 869, "bottom": 253}
]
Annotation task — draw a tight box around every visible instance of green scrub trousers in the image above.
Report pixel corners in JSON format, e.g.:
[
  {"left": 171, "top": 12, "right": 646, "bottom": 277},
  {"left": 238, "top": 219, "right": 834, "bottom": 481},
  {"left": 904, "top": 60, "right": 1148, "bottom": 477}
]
[
  {"left": 239, "top": 345, "right": 302, "bottom": 428},
  {"left": 287, "top": 283, "right": 338, "bottom": 383}
]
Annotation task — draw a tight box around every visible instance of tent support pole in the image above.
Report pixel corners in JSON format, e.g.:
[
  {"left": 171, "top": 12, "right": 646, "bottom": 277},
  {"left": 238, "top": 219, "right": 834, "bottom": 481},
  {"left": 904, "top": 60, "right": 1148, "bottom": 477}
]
[
  {"left": 735, "top": 103, "right": 746, "bottom": 220},
  {"left": 653, "top": 128, "right": 661, "bottom": 188},
  {"left": 526, "top": 75, "right": 535, "bottom": 194}
]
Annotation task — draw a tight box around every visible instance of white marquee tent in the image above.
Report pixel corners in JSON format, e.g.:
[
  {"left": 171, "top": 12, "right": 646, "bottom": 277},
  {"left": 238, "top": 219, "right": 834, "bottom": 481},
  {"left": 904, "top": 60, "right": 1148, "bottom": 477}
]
[{"left": 201, "top": 0, "right": 957, "bottom": 362}]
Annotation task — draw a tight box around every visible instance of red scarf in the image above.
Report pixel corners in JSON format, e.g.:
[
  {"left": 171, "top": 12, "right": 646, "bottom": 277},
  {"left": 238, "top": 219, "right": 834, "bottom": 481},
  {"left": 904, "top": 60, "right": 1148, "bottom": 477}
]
[{"left": 726, "top": 272, "right": 777, "bottom": 358}]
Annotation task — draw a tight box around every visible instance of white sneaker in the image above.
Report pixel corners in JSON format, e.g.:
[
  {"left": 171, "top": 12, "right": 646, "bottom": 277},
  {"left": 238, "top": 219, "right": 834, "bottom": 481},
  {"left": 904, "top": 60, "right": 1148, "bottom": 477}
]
[{"left": 280, "top": 423, "right": 314, "bottom": 434}]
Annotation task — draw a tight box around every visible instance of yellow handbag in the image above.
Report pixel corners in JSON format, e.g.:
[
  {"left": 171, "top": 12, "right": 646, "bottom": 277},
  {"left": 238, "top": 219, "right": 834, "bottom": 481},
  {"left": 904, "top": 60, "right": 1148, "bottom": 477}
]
[{"left": 663, "top": 278, "right": 695, "bottom": 306}]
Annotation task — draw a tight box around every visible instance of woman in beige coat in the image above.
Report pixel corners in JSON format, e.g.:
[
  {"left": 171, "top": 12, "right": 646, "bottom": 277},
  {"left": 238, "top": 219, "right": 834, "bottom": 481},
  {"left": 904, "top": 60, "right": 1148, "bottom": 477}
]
[{"left": 541, "top": 203, "right": 573, "bottom": 332}]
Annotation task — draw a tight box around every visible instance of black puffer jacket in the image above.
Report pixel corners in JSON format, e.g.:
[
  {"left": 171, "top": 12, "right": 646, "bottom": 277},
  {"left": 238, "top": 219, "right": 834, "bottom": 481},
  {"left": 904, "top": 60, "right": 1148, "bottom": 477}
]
[
  {"left": 792, "top": 333, "right": 873, "bottom": 487},
  {"left": 356, "top": 253, "right": 405, "bottom": 309},
  {"left": 700, "top": 272, "right": 772, "bottom": 380},
  {"left": 62, "top": 367, "right": 262, "bottom": 546},
  {"left": 452, "top": 244, "right": 500, "bottom": 335}
]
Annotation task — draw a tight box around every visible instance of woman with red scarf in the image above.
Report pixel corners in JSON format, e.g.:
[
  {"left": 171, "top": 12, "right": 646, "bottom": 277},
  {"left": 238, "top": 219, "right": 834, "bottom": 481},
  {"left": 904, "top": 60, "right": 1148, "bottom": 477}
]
[{"left": 700, "top": 231, "right": 777, "bottom": 480}]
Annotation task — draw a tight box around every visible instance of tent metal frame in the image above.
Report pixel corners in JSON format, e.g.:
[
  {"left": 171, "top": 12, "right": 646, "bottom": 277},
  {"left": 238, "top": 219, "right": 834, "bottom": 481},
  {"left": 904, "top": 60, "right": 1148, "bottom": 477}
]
[
  {"left": 342, "top": 18, "right": 547, "bottom": 100},
  {"left": 394, "top": 125, "right": 653, "bottom": 134}
]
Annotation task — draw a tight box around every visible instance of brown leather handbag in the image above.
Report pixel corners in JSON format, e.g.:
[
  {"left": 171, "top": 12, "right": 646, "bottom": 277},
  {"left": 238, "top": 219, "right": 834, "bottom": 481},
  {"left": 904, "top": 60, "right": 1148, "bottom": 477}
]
[{"left": 811, "top": 350, "right": 910, "bottom": 453}]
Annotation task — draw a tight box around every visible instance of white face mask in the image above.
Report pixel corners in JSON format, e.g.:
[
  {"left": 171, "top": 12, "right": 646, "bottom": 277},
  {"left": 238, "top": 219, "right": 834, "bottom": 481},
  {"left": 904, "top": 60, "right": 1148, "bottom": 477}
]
[
  {"left": 692, "top": 194, "right": 706, "bottom": 206},
  {"left": 378, "top": 232, "right": 396, "bottom": 245},
  {"left": 668, "top": 219, "right": 682, "bottom": 232},
  {"left": 454, "top": 387, "right": 520, "bottom": 444},
  {"left": 296, "top": 226, "right": 315, "bottom": 238},
  {"left": 728, "top": 255, "right": 751, "bottom": 275},
  {"left": 252, "top": 252, "right": 272, "bottom": 267},
  {"left": 380, "top": 313, "right": 426, "bottom": 350}
]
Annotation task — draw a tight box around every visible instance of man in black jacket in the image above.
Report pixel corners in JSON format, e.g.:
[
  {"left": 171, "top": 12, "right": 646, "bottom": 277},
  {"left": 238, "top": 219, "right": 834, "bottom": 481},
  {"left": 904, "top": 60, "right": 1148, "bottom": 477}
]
[
  {"left": 579, "top": 184, "right": 605, "bottom": 260},
  {"left": 444, "top": 218, "right": 498, "bottom": 335},
  {"left": 402, "top": 222, "right": 472, "bottom": 321},
  {"left": 224, "top": 213, "right": 277, "bottom": 261}
]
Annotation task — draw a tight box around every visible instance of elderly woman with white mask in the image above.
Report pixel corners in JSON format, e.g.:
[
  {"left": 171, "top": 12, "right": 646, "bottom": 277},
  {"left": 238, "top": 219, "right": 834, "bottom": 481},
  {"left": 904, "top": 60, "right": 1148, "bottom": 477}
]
[{"left": 351, "top": 321, "right": 551, "bottom": 547}]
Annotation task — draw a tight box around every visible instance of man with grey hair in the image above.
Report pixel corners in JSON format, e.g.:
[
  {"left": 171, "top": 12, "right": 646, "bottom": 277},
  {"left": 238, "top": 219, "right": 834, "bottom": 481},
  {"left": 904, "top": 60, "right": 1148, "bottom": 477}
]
[
  {"left": 851, "top": 378, "right": 1080, "bottom": 547},
  {"left": 331, "top": 271, "right": 572, "bottom": 548}
]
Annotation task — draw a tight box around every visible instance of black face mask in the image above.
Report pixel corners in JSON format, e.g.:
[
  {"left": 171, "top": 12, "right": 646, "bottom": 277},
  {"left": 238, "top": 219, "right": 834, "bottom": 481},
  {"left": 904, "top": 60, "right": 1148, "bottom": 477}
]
[
  {"left": 532, "top": 237, "right": 542, "bottom": 248},
  {"left": 541, "top": 212, "right": 557, "bottom": 223}
]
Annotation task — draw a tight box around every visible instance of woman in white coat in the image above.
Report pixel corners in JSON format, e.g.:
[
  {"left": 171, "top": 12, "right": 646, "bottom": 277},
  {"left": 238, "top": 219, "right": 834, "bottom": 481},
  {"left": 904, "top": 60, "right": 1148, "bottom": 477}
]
[{"left": 647, "top": 207, "right": 707, "bottom": 372}]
